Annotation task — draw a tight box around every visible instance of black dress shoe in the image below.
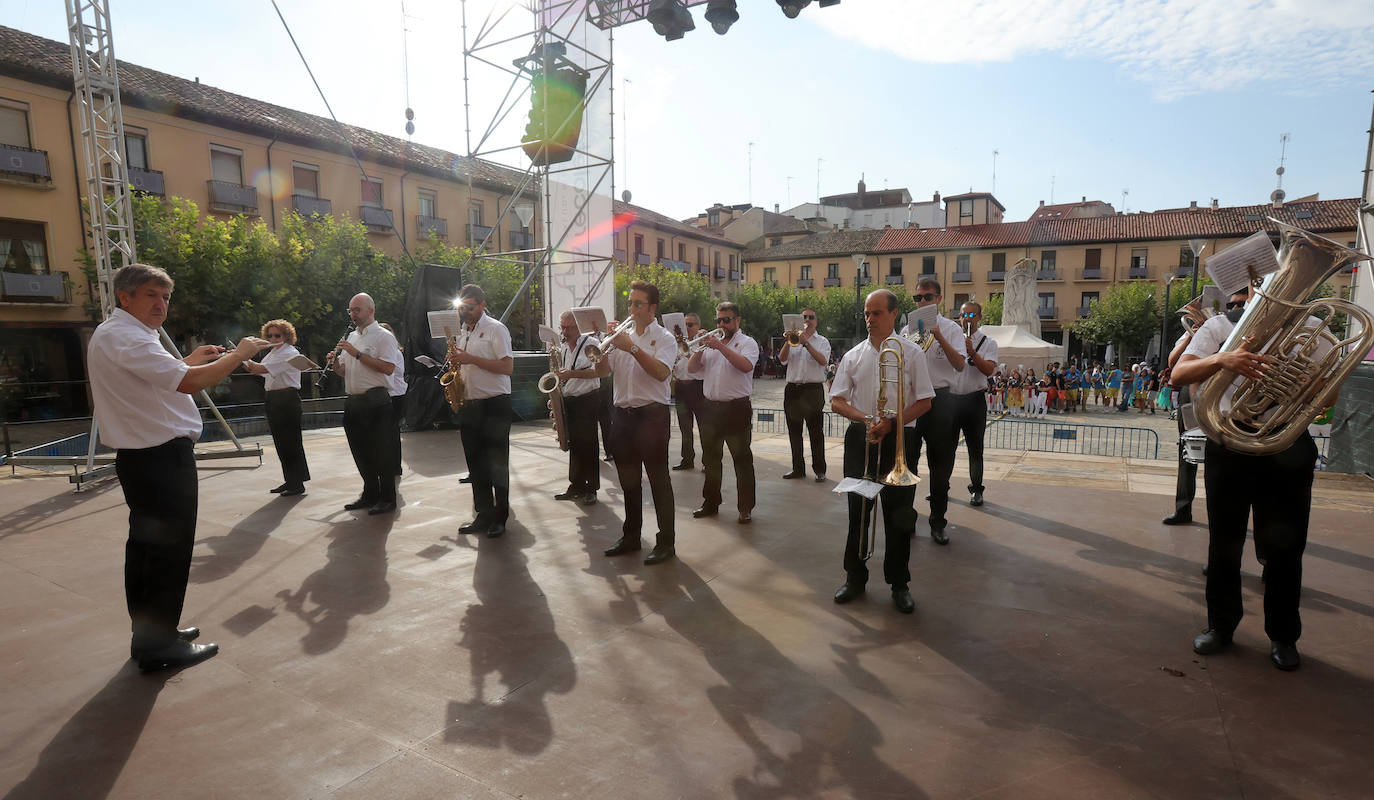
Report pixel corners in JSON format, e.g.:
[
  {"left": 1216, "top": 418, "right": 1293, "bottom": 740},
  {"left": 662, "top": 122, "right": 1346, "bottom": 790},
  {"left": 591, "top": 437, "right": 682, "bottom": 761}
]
[
  {"left": 782, "top": 470, "right": 805, "bottom": 479},
  {"left": 577, "top": 492, "right": 598, "bottom": 506},
  {"left": 459, "top": 518, "right": 491, "bottom": 535},
  {"left": 344, "top": 497, "right": 377, "bottom": 511},
  {"left": 833, "top": 581, "right": 865, "bottom": 604},
  {"left": 969, "top": 491, "right": 984, "bottom": 507},
  {"left": 892, "top": 587, "right": 915, "bottom": 614},
  {"left": 131, "top": 627, "right": 201, "bottom": 659},
  {"left": 280, "top": 484, "right": 306, "bottom": 497},
  {"left": 644, "top": 545, "right": 676, "bottom": 565},
  {"left": 930, "top": 525, "right": 950, "bottom": 545},
  {"left": 1271, "top": 641, "right": 1301, "bottom": 671},
  {"left": 692, "top": 505, "right": 719, "bottom": 518},
  {"left": 603, "top": 537, "right": 642, "bottom": 556},
  {"left": 672, "top": 461, "right": 694, "bottom": 471},
  {"left": 555, "top": 490, "right": 578, "bottom": 501},
  {"left": 368, "top": 501, "right": 397, "bottom": 515},
  {"left": 458, "top": 474, "right": 473, "bottom": 484},
  {"left": 486, "top": 522, "right": 506, "bottom": 538},
  {"left": 1193, "top": 628, "right": 1233, "bottom": 655},
  {"left": 136, "top": 640, "right": 219, "bottom": 672},
  {"left": 1162, "top": 511, "right": 1192, "bottom": 525},
  {"left": 269, "top": 483, "right": 289, "bottom": 494},
  {"left": 737, "top": 512, "right": 752, "bottom": 524},
  {"left": 814, "top": 473, "right": 827, "bottom": 483}
]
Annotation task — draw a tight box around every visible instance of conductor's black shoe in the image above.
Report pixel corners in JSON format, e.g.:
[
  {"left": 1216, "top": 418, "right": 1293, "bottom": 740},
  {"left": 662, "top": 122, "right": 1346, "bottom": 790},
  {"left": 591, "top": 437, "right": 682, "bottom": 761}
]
[
  {"left": 486, "top": 522, "right": 506, "bottom": 538},
  {"left": 603, "top": 537, "right": 642, "bottom": 556},
  {"left": 136, "top": 640, "right": 219, "bottom": 673},
  {"left": 892, "top": 587, "right": 916, "bottom": 614},
  {"left": 672, "top": 461, "right": 693, "bottom": 471},
  {"left": 1192, "top": 628, "right": 1233, "bottom": 655},
  {"left": 930, "top": 524, "right": 950, "bottom": 546},
  {"left": 692, "top": 505, "right": 719, "bottom": 518},
  {"left": 644, "top": 545, "right": 676, "bottom": 565},
  {"left": 782, "top": 470, "right": 805, "bottom": 479},
  {"left": 969, "top": 491, "right": 984, "bottom": 507},
  {"left": 130, "top": 627, "right": 201, "bottom": 659},
  {"left": 554, "top": 490, "right": 578, "bottom": 501},
  {"left": 368, "top": 501, "right": 396, "bottom": 515},
  {"left": 1162, "top": 511, "right": 1192, "bottom": 525},
  {"left": 1271, "top": 641, "right": 1301, "bottom": 672},
  {"left": 344, "top": 496, "right": 376, "bottom": 511},
  {"left": 459, "top": 518, "right": 490, "bottom": 535},
  {"left": 280, "top": 484, "right": 306, "bottom": 497},
  {"left": 269, "top": 483, "right": 289, "bottom": 494},
  {"left": 458, "top": 474, "right": 473, "bottom": 484},
  {"left": 833, "top": 581, "right": 865, "bottom": 604}
]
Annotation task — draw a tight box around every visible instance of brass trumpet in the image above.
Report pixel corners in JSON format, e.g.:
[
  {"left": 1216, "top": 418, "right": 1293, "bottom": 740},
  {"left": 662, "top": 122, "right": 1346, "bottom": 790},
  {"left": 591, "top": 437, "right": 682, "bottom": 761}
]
[
  {"left": 585, "top": 318, "right": 637, "bottom": 365},
  {"left": 784, "top": 329, "right": 803, "bottom": 347},
  {"left": 682, "top": 327, "right": 726, "bottom": 353}
]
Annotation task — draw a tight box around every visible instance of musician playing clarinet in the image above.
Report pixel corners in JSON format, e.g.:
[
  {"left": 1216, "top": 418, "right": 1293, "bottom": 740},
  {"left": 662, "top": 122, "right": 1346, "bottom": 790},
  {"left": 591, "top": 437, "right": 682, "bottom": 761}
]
[
  {"left": 333, "top": 292, "right": 402, "bottom": 516},
  {"left": 552, "top": 310, "right": 602, "bottom": 507},
  {"left": 829, "top": 289, "right": 934, "bottom": 615}
]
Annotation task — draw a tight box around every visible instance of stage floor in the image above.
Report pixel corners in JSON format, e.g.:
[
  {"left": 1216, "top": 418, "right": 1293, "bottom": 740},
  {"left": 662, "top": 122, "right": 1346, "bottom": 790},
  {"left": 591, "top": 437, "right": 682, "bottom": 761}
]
[{"left": 2, "top": 425, "right": 1372, "bottom": 799}]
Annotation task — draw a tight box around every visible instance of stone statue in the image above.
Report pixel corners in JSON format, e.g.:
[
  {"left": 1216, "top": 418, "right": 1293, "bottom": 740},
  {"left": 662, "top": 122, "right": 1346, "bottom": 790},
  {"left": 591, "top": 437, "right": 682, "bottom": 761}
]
[{"left": 1002, "top": 256, "right": 1040, "bottom": 338}]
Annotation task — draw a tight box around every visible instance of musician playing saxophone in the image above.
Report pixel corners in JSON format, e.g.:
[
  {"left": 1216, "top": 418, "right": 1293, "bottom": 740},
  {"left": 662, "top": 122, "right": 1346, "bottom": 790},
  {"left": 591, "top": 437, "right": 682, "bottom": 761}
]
[
  {"left": 449, "top": 284, "right": 514, "bottom": 538},
  {"left": 1172, "top": 286, "right": 1316, "bottom": 672},
  {"left": 552, "top": 310, "right": 602, "bottom": 506},
  {"left": 830, "top": 289, "right": 935, "bottom": 615}
]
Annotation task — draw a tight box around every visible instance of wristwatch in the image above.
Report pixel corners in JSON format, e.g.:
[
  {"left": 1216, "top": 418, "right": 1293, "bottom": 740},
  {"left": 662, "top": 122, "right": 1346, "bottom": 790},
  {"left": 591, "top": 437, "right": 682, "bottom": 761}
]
[{"left": 629, "top": 344, "right": 641, "bottom": 355}]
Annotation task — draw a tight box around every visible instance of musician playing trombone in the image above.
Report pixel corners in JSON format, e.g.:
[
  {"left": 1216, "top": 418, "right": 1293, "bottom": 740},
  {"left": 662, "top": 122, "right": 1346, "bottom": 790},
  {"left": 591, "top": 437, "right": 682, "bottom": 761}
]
[
  {"left": 552, "top": 310, "right": 602, "bottom": 506},
  {"left": 779, "top": 307, "right": 830, "bottom": 482},
  {"left": 829, "top": 289, "right": 935, "bottom": 615}
]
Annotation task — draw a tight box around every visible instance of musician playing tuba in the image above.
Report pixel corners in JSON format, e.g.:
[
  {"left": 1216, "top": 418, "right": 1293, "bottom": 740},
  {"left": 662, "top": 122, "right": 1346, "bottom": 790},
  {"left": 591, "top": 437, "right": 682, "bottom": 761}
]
[
  {"left": 550, "top": 310, "right": 604, "bottom": 506},
  {"left": 828, "top": 289, "right": 935, "bottom": 615}
]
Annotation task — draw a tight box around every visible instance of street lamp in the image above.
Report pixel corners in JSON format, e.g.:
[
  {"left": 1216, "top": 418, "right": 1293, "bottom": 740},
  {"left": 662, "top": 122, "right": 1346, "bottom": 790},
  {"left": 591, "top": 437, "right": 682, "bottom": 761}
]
[
  {"left": 1161, "top": 274, "right": 1178, "bottom": 365},
  {"left": 1188, "top": 238, "right": 1207, "bottom": 299},
  {"left": 852, "top": 252, "right": 869, "bottom": 339}
]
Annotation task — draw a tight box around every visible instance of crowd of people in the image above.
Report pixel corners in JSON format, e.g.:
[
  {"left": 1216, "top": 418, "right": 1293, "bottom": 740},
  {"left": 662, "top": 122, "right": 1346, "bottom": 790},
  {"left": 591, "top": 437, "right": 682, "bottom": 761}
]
[{"left": 984, "top": 360, "right": 1179, "bottom": 418}]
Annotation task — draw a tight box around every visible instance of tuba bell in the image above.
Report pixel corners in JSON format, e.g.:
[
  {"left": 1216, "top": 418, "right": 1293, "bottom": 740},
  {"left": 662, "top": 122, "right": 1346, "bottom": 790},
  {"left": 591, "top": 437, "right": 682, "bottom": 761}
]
[
  {"left": 1177, "top": 294, "right": 1216, "bottom": 336},
  {"left": 1192, "top": 220, "right": 1374, "bottom": 455}
]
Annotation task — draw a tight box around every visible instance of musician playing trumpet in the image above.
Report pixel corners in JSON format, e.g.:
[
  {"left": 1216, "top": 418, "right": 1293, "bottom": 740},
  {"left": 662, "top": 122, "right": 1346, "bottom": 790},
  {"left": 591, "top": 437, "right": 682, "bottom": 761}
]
[
  {"left": 907, "top": 278, "right": 968, "bottom": 545},
  {"left": 552, "top": 310, "right": 602, "bottom": 506},
  {"left": 830, "top": 289, "right": 935, "bottom": 615},
  {"left": 687, "top": 302, "right": 759, "bottom": 524},
  {"left": 449, "top": 284, "right": 514, "bottom": 538},
  {"left": 779, "top": 307, "right": 830, "bottom": 482}
]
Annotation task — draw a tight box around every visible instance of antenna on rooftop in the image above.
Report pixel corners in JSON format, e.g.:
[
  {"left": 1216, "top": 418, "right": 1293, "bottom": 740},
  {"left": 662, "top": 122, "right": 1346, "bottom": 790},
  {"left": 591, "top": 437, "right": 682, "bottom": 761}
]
[
  {"left": 992, "top": 149, "right": 999, "bottom": 193},
  {"left": 1271, "top": 132, "right": 1291, "bottom": 205},
  {"left": 401, "top": 1, "right": 415, "bottom": 137}
]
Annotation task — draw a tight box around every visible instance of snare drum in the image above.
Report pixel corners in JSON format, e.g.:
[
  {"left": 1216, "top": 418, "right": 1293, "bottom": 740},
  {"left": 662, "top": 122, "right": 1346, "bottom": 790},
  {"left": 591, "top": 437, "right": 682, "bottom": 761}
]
[{"left": 1181, "top": 428, "right": 1207, "bottom": 465}]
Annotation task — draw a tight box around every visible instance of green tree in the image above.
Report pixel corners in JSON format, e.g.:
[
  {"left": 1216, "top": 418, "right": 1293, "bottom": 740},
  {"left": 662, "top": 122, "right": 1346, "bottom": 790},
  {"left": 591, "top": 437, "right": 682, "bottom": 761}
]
[
  {"left": 613, "top": 263, "right": 714, "bottom": 325},
  {"left": 1068, "top": 280, "right": 1161, "bottom": 361},
  {"left": 980, "top": 293, "right": 1004, "bottom": 325}
]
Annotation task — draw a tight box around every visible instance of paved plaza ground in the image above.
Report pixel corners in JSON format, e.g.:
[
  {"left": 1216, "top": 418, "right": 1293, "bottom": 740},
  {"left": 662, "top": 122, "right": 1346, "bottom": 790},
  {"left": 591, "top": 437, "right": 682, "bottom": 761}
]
[{"left": 2, "top": 402, "right": 1372, "bottom": 798}]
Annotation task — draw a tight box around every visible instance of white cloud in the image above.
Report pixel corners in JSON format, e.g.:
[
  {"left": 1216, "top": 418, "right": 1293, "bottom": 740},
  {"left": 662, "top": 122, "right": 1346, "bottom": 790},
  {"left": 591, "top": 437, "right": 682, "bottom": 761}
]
[{"left": 813, "top": 0, "right": 1374, "bottom": 101}]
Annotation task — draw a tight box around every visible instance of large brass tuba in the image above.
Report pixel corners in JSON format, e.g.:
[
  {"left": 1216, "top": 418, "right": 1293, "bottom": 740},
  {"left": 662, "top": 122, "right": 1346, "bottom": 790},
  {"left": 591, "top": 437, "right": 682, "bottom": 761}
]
[
  {"left": 1192, "top": 221, "right": 1374, "bottom": 455},
  {"left": 438, "top": 326, "right": 467, "bottom": 413},
  {"left": 538, "top": 343, "right": 571, "bottom": 451}
]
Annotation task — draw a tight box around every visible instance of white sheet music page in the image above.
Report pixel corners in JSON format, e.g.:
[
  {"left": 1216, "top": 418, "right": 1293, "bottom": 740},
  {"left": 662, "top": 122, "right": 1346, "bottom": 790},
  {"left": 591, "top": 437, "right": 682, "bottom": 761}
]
[
  {"left": 570, "top": 306, "right": 609, "bottom": 336},
  {"left": 906, "top": 303, "right": 939, "bottom": 333},
  {"left": 1204, "top": 231, "right": 1279, "bottom": 295},
  {"left": 782, "top": 313, "right": 804, "bottom": 334},
  {"left": 834, "top": 477, "right": 884, "bottom": 500},
  {"left": 427, "top": 310, "right": 464, "bottom": 339},
  {"left": 661, "top": 312, "right": 687, "bottom": 339}
]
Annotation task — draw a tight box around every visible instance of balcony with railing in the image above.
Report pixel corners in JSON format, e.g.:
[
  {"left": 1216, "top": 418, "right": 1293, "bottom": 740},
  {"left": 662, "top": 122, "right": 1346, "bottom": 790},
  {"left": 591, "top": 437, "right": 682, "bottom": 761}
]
[
  {"left": 0, "top": 143, "right": 51, "bottom": 185},
  {"left": 885, "top": 274, "right": 904, "bottom": 285},
  {"left": 361, "top": 205, "right": 394, "bottom": 231},
  {"left": 1175, "top": 263, "right": 1193, "bottom": 278},
  {"left": 796, "top": 278, "right": 814, "bottom": 289},
  {"left": 823, "top": 276, "right": 841, "bottom": 287},
  {"left": 128, "top": 166, "right": 164, "bottom": 195},
  {"left": 207, "top": 180, "right": 258, "bottom": 213},
  {"left": 1128, "top": 264, "right": 1149, "bottom": 279},
  {"left": 292, "top": 194, "right": 332, "bottom": 217},
  {"left": 415, "top": 215, "right": 447, "bottom": 239},
  {"left": 1037, "top": 306, "right": 1058, "bottom": 319},
  {"left": 614, "top": 248, "right": 628, "bottom": 262},
  {"left": 662, "top": 258, "right": 690, "bottom": 272},
  {"left": 466, "top": 223, "right": 494, "bottom": 245},
  {"left": 1, "top": 271, "right": 71, "bottom": 304},
  {"left": 988, "top": 270, "right": 1005, "bottom": 282},
  {"left": 635, "top": 252, "right": 651, "bottom": 265},
  {"left": 1081, "top": 268, "right": 1103, "bottom": 280},
  {"left": 1036, "top": 269, "right": 1058, "bottom": 281},
  {"left": 697, "top": 263, "right": 710, "bottom": 275},
  {"left": 952, "top": 271, "right": 972, "bottom": 283},
  {"left": 729, "top": 269, "right": 740, "bottom": 281},
  {"left": 510, "top": 230, "right": 535, "bottom": 250},
  {"left": 1078, "top": 305, "right": 1093, "bottom": 318},
  {"left": 714, "top": 267, "right": 726, "bottom": 280}
]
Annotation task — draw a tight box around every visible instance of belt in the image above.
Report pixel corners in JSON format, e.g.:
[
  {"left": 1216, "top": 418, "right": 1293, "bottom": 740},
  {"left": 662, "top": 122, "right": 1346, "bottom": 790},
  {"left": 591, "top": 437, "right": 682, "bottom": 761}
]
[
  {"left": 616, "top": 402, "right": 670, "bottom": 412},
  {"left": 787, "top": 381, "right": 823, "bottom": 386}
]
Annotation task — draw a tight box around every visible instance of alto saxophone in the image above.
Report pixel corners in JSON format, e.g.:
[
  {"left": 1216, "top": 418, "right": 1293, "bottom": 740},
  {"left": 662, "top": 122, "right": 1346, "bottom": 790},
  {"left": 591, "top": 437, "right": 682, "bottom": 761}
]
[
  {"left": 538, "top": 343, "right": 571, "bottom": 452},
  {"left": 439, "top": 326, "right": 467, "bottom": 412}
]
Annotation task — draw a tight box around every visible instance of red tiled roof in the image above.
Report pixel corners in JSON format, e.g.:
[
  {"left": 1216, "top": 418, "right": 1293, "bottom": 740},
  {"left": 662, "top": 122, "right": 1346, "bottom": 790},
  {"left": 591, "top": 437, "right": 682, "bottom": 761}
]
[
  {"left": 0, "top": 24, "right": 532, "bottom": 195},
  {"left": 1027, "top": 200, "right": 1111, "bottom": 221},
  {"left": 876, "top": 199, "right": 1359, "bottom": 253},
  {"left": 742, "top": 228, "right": 885, "bottom": 261}
]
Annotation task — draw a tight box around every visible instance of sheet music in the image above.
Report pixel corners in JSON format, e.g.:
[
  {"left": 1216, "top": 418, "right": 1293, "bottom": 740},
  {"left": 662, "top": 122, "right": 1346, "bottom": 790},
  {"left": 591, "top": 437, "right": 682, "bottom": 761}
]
[
  {"left": 661, "top": 312, "right": 687, "bottom": 339},
  {"left": 782, "top": 313, "right": 803, "bottom": 334},
  {"left": 570, "top": 306, "right": 609, "bottom": 336},
  {"left": 1204, "top": 231, "right": 1279, "bottom": 295},
  {"left": 906, "top": 303, "right": 939, "bottom": 333},
  {"left": 537, "top": 324, "right": 558, "bottom": 347},
  {"left": 286, "top": 354, "right": 318, "bottom": 371},
  {"left": 414, "top": 355, "right": 440, "bottom": 369},
  {"left": 834, "top": 477, "right": 884, "bottom": 500},
  {"left": 427, "top": 310, "right": 464, "bottom": 339}
]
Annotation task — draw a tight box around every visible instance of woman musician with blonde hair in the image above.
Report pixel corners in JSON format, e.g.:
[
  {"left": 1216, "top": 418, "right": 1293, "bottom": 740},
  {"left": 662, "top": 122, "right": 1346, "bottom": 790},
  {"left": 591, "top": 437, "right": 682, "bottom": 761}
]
[{"left": 242, "top": 318, "right": 311, "bottom": 496}]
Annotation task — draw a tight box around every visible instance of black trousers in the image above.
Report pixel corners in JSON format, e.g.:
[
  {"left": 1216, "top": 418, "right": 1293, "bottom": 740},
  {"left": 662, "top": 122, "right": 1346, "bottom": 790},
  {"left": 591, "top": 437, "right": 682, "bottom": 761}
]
[
  {"left": 265, "top": 388, "right": 310, "bottom": 485},
  {"left": 1203, "top": 434, "right": 1317, "bottom": 643},
  {"left": 116, "top": 437, "right": 197, "bottom": 652},
  {"left": 460, "top": 395, "right": 512, "bottom": 524},
  {"left": 954, "top": 390, "right": 987, "bottom": 494},
  {"left": 783, "top": 382, "right": 827, "bottom": 475},
  {"left": 612, "top": 403, "right": 675, "bottom": 544},
  {"left": 564, "top": 391, "right": 601, "bottom": 494},
  {"left": 919, "top": 388, "right": 958, "bottom": 528},
  {"left": 1172, "top": 389, "right": 1196, "bottom": 515},
  {"left": 843, "top": 422, "right": 920, "bottom": 588},
  {"left": 674, "top": 378, "right": 704, "bottom": 465},
  {"left": 701, "top": 397, "right": 755, "bottom": 513},
  {"left": 390, "top": 393, "right": 405, "bottom": 476},
  {"left": 344, "top": 388, "right": 396, "bottom": 504},
  {"left": 597, "top": 380, "right": 615, "bottom": 458}
]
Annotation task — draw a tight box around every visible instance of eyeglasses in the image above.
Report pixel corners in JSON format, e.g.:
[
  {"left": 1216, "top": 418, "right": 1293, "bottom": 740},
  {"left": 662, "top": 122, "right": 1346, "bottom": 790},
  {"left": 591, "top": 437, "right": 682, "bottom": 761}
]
[
  {"left": 1225, "top": 301, "right": 1246, "bottom": 310},
  {"left": 914, "top": 292, "right": 938, "bottom": 301},
  {"left": 802, "top": 314, "right": 816, "bottom": 320},
  {"left": 627, "top": 299, "right": 649, "bottom": 308},
  {"left": 716, "top": 316, "right": 737, "bottom": 325}
]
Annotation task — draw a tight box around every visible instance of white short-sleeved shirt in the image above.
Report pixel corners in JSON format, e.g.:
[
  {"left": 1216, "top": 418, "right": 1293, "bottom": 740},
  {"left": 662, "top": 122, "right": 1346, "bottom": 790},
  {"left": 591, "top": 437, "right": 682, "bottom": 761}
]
[
  {"left": 829, "top": 334, "right": 937, "bottom": 427},
  {"left": 690, "top": 331, "right": 759, "bottom": 401},
  {"left": 559, "top": 334, "right": 601, "bottom": 398},
  {"left": 908, "top": 314, "right": 968, "bottom": 389},
  {"left": 781, "top": 332, "right": 831, "bottom": 384},
  {"left": 460, "top": 312, "right": 513, "bottom": 399},
  {"left": 259, "top": 342, "right": 304, "bottom": 391},
  {"left": 341, "top": 321, "right": 403, "bottom": 395},
  {"left": 87, "top": 308, "right": 203, "bottom": 449},
  {"left": 957, "top": 331, "right": 999, "bottom": 395},
  {"left": 672, "top": 347, "right": 697, "bottom": 381},
  {"left": 607, "top": 321, "right": 676, "bottom": 407}
]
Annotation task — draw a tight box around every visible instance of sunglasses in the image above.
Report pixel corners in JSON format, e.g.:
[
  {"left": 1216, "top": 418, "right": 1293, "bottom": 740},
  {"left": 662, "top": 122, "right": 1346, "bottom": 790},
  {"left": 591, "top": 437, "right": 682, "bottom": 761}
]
[
  {"left": 265, "top": 332, "right": 284, "bottom": 338},
  {"left": 914, "top": 292, "right": 938, "bottom": 301},
  {"left": 802, "top": 314, "right": 816, "bottom": 320},
  {"left": 1225, "top": 301, "right": 1245, "bottom": 310},
  {"left": 961, "top": 312, "right": 977, "bottom": 318},
  {"left": 716, "top": 316, "right": 737, "bottom": 325}
]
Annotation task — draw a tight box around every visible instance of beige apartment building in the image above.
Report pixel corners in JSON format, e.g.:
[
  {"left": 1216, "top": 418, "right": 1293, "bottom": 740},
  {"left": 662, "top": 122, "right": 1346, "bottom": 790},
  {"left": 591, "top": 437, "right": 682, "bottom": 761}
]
[
  {"left": 0, "top": 24, "right": 537, "bottom": 421},
  {"left": 745, "top": 196, "right": 1359, "bottom": 356},
  {"left": 613, "top": 199, "right": 743, "bottom": 296}
]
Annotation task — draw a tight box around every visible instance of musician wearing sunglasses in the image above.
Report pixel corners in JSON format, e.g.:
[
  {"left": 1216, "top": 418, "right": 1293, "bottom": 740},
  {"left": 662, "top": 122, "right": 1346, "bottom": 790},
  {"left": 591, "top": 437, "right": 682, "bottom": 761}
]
[
  {"left": 779, "top": 307, "right": 830, "bottom": 482},
  {"left": 592, "top": 281, "right": 678, "bottom": 564},
  {"left": 903, "top": 278, "right": 968, "bottom": 545},
  {"left": 240, "top": 319, "right": 311, "bottom": 496},
  {"left": 687, "top": 302, "right": 760, "bottom": 524},
  {"left": 448, "top": 284, "right": 515, "bottom": 538},
  {"left": 954, "top": 302, "right": 998, "bottom": 507},
  {"left": 670, "top": 312, "right": 705, "bottom": 471},
  {"left": 1172, "top": 286, "right": 1317, "bottom": 672}
]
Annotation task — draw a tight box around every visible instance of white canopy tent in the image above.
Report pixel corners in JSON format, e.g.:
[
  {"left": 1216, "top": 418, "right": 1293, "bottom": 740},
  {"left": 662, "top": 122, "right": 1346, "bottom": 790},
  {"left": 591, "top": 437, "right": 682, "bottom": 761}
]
[{"left": 978, "top": 325, "right": 1066, "bottom": 374}]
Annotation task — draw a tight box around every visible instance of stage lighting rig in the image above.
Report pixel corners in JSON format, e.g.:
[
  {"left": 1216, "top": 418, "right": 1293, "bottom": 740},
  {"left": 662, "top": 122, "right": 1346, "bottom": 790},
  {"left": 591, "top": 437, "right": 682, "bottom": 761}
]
[
  {"left": 704, "top": 0, "right": 738, "bottom": 34},
  {"left": 777, "top": 0, "right": 810, "bottom": 18},
  {"left": 647, "top": 0, "right": 695, "bottom": 41}
]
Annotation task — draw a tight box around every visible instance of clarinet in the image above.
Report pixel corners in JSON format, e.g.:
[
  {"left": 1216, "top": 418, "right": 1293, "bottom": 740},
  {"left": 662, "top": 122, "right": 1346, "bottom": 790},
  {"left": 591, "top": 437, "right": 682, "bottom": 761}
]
[{"left": 316, "top": 322, "right": 356, "bottom": 389}]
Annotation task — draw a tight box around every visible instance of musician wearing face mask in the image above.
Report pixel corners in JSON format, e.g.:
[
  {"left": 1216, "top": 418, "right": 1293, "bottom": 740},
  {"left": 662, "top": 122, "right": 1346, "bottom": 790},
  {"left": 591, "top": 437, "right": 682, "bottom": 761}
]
[
  {"left": 671, "top": 312, "right": 705, "bottom": 471},
  {"left": 688, "top": 302, "right": 760, "bottom": 524},
  {"left": 449, "top": 284, "right": 514, "bottom": 538},
  {"left": 905, "top": 278, "right": 967, "bottom": 545},
  {"left": 779, "top": 307, "right": 830, "bottom": 482},
  {"left": 552, "top": 310, "right": 602, "bottom": 506}
]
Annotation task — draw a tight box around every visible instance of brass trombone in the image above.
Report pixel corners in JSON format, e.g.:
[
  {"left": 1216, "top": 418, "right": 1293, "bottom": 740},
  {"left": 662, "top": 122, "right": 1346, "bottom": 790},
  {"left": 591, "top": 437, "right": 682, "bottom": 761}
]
[{"left": 857, "top": 336, "right": 920, "bottom": 561}]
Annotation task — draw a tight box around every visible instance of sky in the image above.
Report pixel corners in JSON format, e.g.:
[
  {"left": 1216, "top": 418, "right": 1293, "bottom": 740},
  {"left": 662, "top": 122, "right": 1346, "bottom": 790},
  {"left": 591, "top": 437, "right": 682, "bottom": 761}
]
[{"left": 4, "top": 0, "right": 1373, "bottom": 222}]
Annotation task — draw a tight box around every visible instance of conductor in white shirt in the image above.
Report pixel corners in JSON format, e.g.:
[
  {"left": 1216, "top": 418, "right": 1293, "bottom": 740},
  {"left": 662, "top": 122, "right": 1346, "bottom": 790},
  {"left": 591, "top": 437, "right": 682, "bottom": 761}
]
[
  {"left": 241, "top": 318, "right": 311, "bottom": 496},
  {"left": 87, "top": 263, "right": 271, "bottom": 671}
]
